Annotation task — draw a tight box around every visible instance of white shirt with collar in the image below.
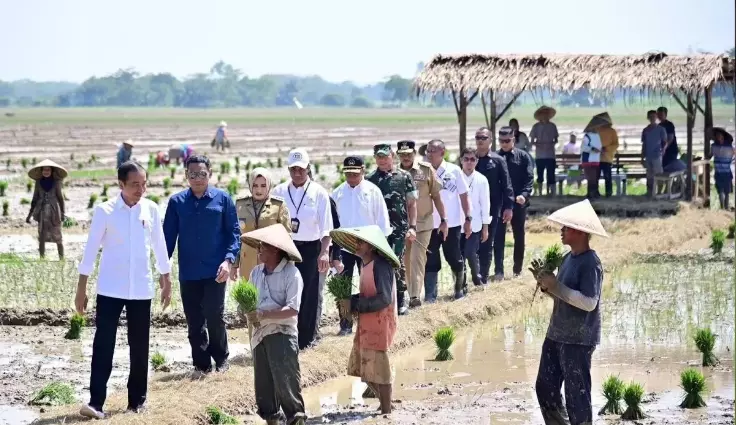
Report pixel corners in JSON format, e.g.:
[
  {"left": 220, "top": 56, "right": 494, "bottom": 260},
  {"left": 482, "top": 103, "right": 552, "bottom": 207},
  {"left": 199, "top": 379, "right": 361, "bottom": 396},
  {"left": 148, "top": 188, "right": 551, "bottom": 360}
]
[
  {"left": 78, "top": 195, "right": 171, "bottom": 300},
  {"left": 271, "top": 178, "right": 333, "bottom": 242},
  {"left": 432, "top": 160, "right": 470, "bottom": 228},
  {"left": 331, "top": 178, "right": 391, "bottom": 237},
  {"left": 249, "top": 258, "right": 303, "bottom": 349},
  {"left": 461, "top": 170, "right": 491, "bottom": 233}
]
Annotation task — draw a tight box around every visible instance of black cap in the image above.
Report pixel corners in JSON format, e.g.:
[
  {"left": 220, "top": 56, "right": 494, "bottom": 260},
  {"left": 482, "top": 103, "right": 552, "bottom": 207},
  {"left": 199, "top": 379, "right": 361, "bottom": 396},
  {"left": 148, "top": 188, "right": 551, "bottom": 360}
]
[
  {"left": 342, "top": 156, "right": 364, "bottom": 173},
  {"left": 396, "top": 140, "right": 415, "bottom": 153},
  {"left": 498, "top": 126, "right": 515, "bottom": 138}
]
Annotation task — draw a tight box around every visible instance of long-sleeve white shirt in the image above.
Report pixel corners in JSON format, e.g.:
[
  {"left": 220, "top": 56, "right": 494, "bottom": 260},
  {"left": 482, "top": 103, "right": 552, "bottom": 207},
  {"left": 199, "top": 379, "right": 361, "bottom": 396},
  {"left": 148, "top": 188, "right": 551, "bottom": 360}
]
[
  {"left": 331, "top": 179, "right": 391, "bottom": 237},
  {"left": 432, "top": 160, "right": 470, "bottom": 228},
  {"left": 78, "top": 195, "right": 171, "bottom": 300},
  {"left": 461, "top": 170, "right": 491, "bottom": 233},
  {"left": 271, "top": 178, "right": 333, "bottom": 242}
]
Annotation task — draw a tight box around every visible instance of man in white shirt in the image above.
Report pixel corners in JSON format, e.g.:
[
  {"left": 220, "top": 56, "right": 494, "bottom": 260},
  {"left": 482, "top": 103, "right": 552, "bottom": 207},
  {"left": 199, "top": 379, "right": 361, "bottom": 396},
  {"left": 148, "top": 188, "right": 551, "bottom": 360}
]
[
  {"left": 424, "top": 139, "right": 473, "bottom": 301},
  {"left": 332, "top": 155, "right": 390, "bottom": 335},
  {"left": 459, "top": 147, "right": 491, "bottom": 289},
  {"left": 75, "top": 161, "right": 172, "bottom": 420},
  {"left": 271, "top": 148, "right": 334, "bottom": 350}
]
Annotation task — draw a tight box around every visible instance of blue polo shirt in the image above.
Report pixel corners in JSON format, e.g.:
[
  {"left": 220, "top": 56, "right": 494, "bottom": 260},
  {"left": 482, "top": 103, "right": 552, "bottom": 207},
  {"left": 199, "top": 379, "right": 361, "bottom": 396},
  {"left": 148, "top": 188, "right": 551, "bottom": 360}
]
[{"left": 163, "top": 186, "right": 240, "bottom": 282}]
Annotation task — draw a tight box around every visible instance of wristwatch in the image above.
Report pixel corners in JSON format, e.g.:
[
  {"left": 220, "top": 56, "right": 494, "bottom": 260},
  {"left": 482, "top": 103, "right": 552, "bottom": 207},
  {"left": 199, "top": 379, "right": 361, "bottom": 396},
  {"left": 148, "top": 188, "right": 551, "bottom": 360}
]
[
  {"left": 440, "top": 218, "right": 447, "bottom": 223},
  {"left": 465, "top": 216, "right": 472, "bottom": 222},
  {"left": 409, "top": 225, "right": 417, "bottom": 231}
]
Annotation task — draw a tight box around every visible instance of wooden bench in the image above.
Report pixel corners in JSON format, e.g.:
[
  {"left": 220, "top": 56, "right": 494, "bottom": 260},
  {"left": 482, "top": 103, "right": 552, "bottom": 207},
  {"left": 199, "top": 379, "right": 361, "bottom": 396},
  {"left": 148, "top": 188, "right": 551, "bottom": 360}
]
[
  {"left": 553, "top": 154, "right": 628, "bottom": 195},
  {"left": 654, "top": 170, "right": 685, "bottom": 200},
  {"left": 613, "top": 153, "right": 646, "bottom": 179}
]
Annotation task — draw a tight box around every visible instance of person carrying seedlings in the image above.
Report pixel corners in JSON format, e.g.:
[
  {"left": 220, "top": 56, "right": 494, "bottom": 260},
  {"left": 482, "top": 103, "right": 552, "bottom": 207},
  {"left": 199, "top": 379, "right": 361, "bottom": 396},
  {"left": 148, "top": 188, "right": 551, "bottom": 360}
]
[
  {"left": 533, "top": 198, "right": 607, "bottom": 425},
  {"left": 232, "top": 167, "right": 291, "bottom": 281},
  {"left": 212, "top": 121, "right": 229, "bottom": 152},
  {"left": 241, "top": 223, "right": 307, "bottom": 425},
  {"left": 708, "top": 127, "right": 734, "bottom": 210},
  {"left": 25, "top": 159, "right": 67, "bottom": 259},
  {"left": 75, "top": 160, "right": 172, "bottom": 419},
  {"left": 117, "top": 139, "right": 134, "bottom": 168},
  {"left": 332, "top": 155, "right": 390, "bottom": 335},
  {"left": 330, "top": 225, "right": 400, "bottom": 415},
  {"left": 163, "top": 155, "right": 241, "bottom": 373}
]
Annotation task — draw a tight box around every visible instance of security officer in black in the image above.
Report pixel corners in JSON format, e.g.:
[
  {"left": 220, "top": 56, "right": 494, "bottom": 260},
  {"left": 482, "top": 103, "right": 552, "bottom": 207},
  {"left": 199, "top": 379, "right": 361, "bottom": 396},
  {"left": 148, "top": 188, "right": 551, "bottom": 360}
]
[
  {"left": 474, "top": 127, "right": 514, "bottom": 285},
  {"left": 495, "top": 126, "right": 534, "bottom": 280}
]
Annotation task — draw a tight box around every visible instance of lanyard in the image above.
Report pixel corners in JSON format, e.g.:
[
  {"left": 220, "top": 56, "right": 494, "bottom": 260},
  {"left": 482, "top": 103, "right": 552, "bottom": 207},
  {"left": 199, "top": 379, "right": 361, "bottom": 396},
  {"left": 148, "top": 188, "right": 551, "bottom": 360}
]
[
  {"left": 437, "top": 168, "right": 446, "bottom": 180},
  {"left": 252, "top": 201, "right": 267, "bottom": 228},
  {"left": 466, "top": 174, "right": 475, "bottom": 191},
  {"left": 287, "top": 182, "right": 311, "bottom": 219}
]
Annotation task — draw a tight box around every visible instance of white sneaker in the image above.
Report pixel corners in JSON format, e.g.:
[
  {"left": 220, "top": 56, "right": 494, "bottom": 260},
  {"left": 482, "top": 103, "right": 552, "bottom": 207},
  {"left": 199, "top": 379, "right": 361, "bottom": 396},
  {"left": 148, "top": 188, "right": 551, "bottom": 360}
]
[{"left": 79, "top": 404, "right": 105, "bottom": 419}]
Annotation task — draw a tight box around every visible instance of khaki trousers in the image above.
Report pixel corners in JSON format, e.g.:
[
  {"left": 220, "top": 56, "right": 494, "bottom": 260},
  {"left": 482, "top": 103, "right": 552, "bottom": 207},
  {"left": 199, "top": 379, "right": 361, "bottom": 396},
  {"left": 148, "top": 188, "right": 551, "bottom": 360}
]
[{"left": 405, "top": 229, "right": 432, "bottom": 299}]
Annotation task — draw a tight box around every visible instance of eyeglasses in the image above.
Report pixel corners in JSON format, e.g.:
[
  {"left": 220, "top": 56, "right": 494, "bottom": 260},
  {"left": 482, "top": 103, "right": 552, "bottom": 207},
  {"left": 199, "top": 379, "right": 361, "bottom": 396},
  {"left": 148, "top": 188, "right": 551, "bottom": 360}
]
[
  {"left": 187, "top": 171, "right": 209, "bottom": 180},
  {"left": 462, "top": 156, "right": 477, "bottom": 162},
  {"left": 475, "top": 135, "right": 490, "bottom": 141},
  {"left": 499, "top": 139, "right": 513, "bottom": 144}
]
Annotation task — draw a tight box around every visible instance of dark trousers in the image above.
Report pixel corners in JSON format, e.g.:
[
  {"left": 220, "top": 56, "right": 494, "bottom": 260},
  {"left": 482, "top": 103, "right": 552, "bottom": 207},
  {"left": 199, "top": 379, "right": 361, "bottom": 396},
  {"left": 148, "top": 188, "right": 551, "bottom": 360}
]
[
  {"left": 254, "top": 333, "right": 306, "bottom": 423},
  {"left": 89, "top": 294, "right": 151, "bottom": 410},
  {"left": 493, "top": 205, "right": 526, "bottom": 275},
  {"left": 425, "top": 226, "right": 464, "bottom": 273},
  {"left": 339, "top": 251, "right": 362, "bottom": 330},
  {"left": 460, "top": 231, "right": 481, "bottom": 286},
  {"left": 294, "top": 240, "right": 321, "bottom": 350},
  {"left": 180, "top": 279, "right": 229, "bottom": 371},
  {"left": 535, "top": 338, "right": 595, "bottom": 425},
  {"left": 478, "top": 216, "right": 499, "bottom": 284},
  {"left": 536, "top": 158, "right": 557, "bottom": 188},
  {"left": 584, "top": 165, "right": 600, "bottom": 199},
  {"left": 387, "top": 236, "right": 407, "bottom": 308},
  {"left": 598, "top": 162, "right": 613, "bottom": 197}
]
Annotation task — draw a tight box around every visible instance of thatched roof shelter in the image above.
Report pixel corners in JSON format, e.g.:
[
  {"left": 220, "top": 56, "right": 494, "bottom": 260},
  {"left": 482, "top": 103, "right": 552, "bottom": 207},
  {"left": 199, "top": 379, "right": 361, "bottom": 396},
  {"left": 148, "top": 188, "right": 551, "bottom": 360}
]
[{"left": 415, "top": 53, "right": 734, "bottom": 95}]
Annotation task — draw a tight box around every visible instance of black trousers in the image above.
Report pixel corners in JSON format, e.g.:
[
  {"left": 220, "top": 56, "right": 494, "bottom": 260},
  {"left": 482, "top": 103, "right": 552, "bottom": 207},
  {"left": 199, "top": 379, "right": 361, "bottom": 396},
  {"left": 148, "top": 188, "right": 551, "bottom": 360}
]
[
  {"left": 294, "top": 240, "right": 321, "bottom": 350},
  {"left": 425, "top": 225, "right": 463, "bottom": 273},
  {"left": 536, "top": 158, "right": 557, "bottom": 186},
  {"left": 478, "top": 215, "right": 499, "bottom": 284},
  {"left": 535, "top": 338, "right": 595, "bottom": 425},
  {"left": 493, "top": 205, "right": 526, "bottom": 275},
  {"left": 254, "top": 333, "right": 306, "bottom": 422},
  {"left": 598, "top": 162, "right": 613, "bottom": 197},
  {"left": 180, "top": 279, "right": 229, "bottom": 371},
  {"left": 89, "top": 294, "right": 151, "bottom": 410},
  {"left": 339, "top": 251, "right": 362, "bottom": 330}
]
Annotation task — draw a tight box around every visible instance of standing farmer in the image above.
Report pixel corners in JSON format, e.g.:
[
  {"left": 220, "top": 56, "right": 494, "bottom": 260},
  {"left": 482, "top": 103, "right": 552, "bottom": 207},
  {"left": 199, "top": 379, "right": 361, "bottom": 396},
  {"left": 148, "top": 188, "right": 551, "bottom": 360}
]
[
  {"left": 242, "top": 224, "right": 307, "bottom": 425},
  {"left": 117, "top": 140, "right": 134, "bottom": 169},
  {"left": 331, "top": 225, "right": 400, "bottom": 415},
  {"left": 366, "top": 143, "right": 417, "bottom": 315},
  {"left": 76, "top": 161, "right": 172, "bottom": 419},
  {"left": 212, "top": 121, "right": 229, "bottom": 152},
  {"left": 26, "top": 159, "right": 67, "bottom": 258},
  {"left": 594, "top": 112, "right": 619, "bottom": 197},
  {"left": 533, "top": 199, "right": 606, "bottom": 425},
  {"left": 530, "top": 106, "right": 559, "bottom": 195},
  {"left": 163, "top": 155, "right": 241, "bottom": 373}
]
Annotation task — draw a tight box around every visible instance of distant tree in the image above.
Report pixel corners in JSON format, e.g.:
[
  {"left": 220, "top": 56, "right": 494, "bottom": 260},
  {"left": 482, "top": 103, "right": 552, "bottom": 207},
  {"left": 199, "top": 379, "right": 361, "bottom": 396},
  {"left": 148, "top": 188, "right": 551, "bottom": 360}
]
[
  {"left": 320, "top": 93, "right": 345, "bottom": 107},
  {"left": 383, "top": 75, "right": 413, "bottom": 104},
  {"left": 350, "top": 97, "right": 372, "bottom": 108}
]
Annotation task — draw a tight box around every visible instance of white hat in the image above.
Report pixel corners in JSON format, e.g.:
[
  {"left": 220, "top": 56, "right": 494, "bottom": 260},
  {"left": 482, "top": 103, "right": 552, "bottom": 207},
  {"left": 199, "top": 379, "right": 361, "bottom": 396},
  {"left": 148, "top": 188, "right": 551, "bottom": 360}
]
[
  {"left": 287, "top": 148, "right": 309, "bottom": 169},
  {"left": 220, "top": 121, "right": 227, "bottom": 127},
  {"left": 123, "top": 139, "right": 135, "bottom": 147},
  {"left": 547, "top": 199, "right": 608, "bottom": 237}
]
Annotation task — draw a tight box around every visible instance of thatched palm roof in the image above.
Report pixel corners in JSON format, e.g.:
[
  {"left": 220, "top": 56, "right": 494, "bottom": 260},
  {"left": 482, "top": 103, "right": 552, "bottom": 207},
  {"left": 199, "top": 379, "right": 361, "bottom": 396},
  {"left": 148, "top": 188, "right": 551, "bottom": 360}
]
[{"left": 415, "top": 53, "right": 735, "bottom": 95}]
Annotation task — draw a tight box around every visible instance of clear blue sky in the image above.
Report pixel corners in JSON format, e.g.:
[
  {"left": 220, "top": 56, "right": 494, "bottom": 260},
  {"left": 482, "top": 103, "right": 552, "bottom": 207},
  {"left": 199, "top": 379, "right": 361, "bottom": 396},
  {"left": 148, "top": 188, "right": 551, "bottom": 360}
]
[{"left": 1, "top": 0, "right": 733, "bottom": 84}]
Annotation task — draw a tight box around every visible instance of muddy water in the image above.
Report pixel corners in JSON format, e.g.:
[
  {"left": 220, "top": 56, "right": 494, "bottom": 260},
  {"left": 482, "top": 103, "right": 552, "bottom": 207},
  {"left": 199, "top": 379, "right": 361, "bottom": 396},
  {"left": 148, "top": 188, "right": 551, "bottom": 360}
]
[{"left": 299, "top": 260, "right": 735, "bottom": 424}]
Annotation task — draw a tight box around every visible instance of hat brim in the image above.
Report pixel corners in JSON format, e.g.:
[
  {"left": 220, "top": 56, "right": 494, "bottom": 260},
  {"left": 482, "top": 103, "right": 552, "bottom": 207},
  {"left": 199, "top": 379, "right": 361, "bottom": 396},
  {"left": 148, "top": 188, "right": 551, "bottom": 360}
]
[
  {"left": 534, "top": 106, "right": 557, "bottom": 121},
  {"left": 374, "top": 151, "right": 391, "bottom": 157},
  {"left": 343, "top": 167, "right": 363, "bottom": 174},
  {"left": 396, "top": 149, "right": 414, "bottom": 154},
  {"left": 583, "top": 116, "right": 610, "bottom": 133},
  {"left": 241, "top": 224, "right": 302, "bottom": 262},
  {"left": 28, "top": 160, "right": 68, "bottom": 180},
  {"left": 593, "top": 112, "right": 612, "bottom": 125},
  {"left": 547, "top": 199, "right": 608, "bottom": 238},
  {"left": 288, "top": 162, "right": 309, "bottom": 169},
  {"left": 713, "top": 127, "right": 734, "bottom": 144},
  {"left": 330, "top": 226, "right": 400, "bottom": 268}
]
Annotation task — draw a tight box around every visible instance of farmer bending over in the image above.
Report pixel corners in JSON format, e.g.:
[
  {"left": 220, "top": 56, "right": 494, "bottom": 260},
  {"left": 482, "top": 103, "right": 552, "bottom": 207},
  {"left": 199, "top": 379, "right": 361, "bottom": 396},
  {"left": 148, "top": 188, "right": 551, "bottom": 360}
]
[
  {"left": 533, "top": 199, "right": 606, "bottom": 425},
  {"left": 331, "top": 225, "right": 399, "bottom": 415},
  {"left": 242, "top": 224, "right": 307, "bottom": 425}
]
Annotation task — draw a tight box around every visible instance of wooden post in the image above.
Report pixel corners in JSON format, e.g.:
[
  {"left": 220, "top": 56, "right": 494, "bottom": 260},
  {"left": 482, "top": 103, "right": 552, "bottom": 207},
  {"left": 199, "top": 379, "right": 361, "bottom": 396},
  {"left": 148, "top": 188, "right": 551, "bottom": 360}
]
[
  {"left": 685, "top": 93, "right": 694, "bottom": 201},
  {"left": 489, "top": 90, "right": 498, "bottom": 151},
  {"left": 703, "top": 85, "right": 713, "bottom": 205},
  {"left": 458, "top": 94, "right": 468, "bottom": 152}
]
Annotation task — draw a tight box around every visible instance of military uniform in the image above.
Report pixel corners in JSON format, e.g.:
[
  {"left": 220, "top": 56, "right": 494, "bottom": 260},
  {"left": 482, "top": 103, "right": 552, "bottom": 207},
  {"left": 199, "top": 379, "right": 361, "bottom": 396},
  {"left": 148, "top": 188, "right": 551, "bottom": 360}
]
[
  {"left": 234, "top": 195, "right": 291, "bottom": 279},
  {"left": 366, "top": 143, "right": 417, "bottom": 314},
  {"left": 397, "top": 140, "right": 442, "bottom": 306}
]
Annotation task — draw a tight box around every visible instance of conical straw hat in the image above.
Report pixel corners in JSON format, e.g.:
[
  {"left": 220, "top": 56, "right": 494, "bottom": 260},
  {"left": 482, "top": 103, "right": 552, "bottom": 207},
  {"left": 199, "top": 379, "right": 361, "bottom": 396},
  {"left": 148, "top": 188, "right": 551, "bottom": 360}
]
[
  {"left": 583, "top": 115, "right": 611, "bottom": 133},
  {"left": 534, "top": 105, "right": 556, "bottom": 121},
  {"left": 241, "top": 224, "right": 302, "bottom": 262},
  {"left": 712, "top": 127, "right": 733, "bottom": 145},
  {"left": 547, "top": 199, "right": 608, "bottom": 237},
  {"left": 123, "top": 139, "right": 135, "bottom": 147},
  {"left": 330, "top": 225, "right": 400, "bottom": 268},
  {"left": 593, "top": 112, "right": 612, "bottom": 125},
  {"left": 27, "top": 159, "right": 68, "bottom": 180}
]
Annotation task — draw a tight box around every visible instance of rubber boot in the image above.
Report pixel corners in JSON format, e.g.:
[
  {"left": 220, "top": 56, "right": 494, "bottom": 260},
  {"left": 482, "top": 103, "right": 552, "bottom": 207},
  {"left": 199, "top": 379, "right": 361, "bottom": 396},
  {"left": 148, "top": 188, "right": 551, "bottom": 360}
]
[
  {"left": 424, "top": 272, "right": 438, "bottom": 303},
  {"left": 57, "top": 243, "right": 64, "bottom": 259},
  {"left": 547, "top": 183, "right": 556, "bottom": 196},
  {"left": 453, "top": 270, "right": 465, "bottom": 300},
  {"left": 266, "top": 420, "right": 280, "bottom": 425},
  {"left": 38, "top": 241, "right": 45, "bottom": 259}
]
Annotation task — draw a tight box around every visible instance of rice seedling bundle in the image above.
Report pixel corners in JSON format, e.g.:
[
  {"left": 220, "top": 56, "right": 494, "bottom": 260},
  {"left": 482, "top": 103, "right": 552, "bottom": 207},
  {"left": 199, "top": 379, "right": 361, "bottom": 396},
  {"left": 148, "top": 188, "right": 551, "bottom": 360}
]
[
  {"left": 0, "top": 180, "right": 7, "bottom": 196},
  {"left": 598, "top": 375, "right": 625, "bottom": 415},
  {"left": 694, "top": 328, "right": 718, "bottom": 367},
  {"left": 87, "top": 193, "right": 97, "bottom": 209},
  {"left": 434, "top": 327, "right": 455, "bottom": 361},
  {"left": 30, "top": 382, "right": 76, "bottom": 406},
  {"left": 621, "top": 381, "right": 646, "bottom": 420},
  {"left": 679, "top": 368, "right": 707, "bottom": 408},
  {"left": 2, "top": 200, "right": 8, "bottom": 217},
  {"left": 64, "top": 312, "right": 85, "bottom": 340},
  {"left": 26, "top": 180, "right": 33, "bottom": 192},
  {"left": 231, "top": 279, "right": 259, "bottom": 340},
  {"left": 727, "top": 221, "right": 735, "bottom": 239},
  {"left": 529, "top": 244, "right": 566, "bottom": 305},
  {"left": 205, "top": 406, "right": 238, "bottom": 424},
  {"left": 710, "top": 229, "right": 725, "bottom": 254},
  {"left": 150, "top": 351, "right": 168, "bottom": 372},
  {"left": 327, "top": 274, "right": 353, "bottom": 319}
]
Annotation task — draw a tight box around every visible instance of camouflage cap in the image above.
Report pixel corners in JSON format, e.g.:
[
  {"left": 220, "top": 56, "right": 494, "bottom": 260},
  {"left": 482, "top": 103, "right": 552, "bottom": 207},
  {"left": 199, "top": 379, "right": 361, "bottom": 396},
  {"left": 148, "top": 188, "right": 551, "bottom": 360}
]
[
  {"left": 396, "top": 140, "right": 415, "bottom": 154},
  {"left": 373, "top": 143, "right": 392, "bottom": 156}
]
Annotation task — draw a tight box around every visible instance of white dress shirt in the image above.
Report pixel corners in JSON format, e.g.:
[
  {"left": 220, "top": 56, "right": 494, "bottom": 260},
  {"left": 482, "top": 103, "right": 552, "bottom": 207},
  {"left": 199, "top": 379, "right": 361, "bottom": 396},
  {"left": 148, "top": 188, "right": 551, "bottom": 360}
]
[
  {"left": 432, "top": 160, "right": 470, "bottom": 228},
  {"left": 78, "top": 195, "right": 171, "bottom": 300},
  {"left": 331, "top": 179, "right": 391, "bottom": 236},
  {"left": 461, "top": 170, "right": 491, "bottom": 233},
  {"left": 271, "top": 178, "right": 333, "bottom": 242}
]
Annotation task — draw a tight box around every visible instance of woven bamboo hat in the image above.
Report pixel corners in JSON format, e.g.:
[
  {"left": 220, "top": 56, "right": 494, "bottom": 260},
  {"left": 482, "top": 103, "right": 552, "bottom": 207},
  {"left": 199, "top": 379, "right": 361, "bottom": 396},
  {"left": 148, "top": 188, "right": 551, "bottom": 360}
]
[
  {"left": 712, "top": 127, "right": 733, "bottom": 145},
  {"left": 28, "top": 159, "right": 68, "bottom": 180},
  {"left": 123, "top": 139, "right": 135, "bottom": 147},
  {"left": 583, "top": 116, "right": 611, "bottom": 133},
  {"left": 534, "top": 105, "right": 556, "bottom": 121},
  {"left": 547, "top": 199, "right": 608, "bottom": 237},
  {"left": 241, "top": 224, "right": 302, "bottom": 262},
  {"left": 593, "top": 112, "right": 613, "bottom": 125},
  {"left": 330, "top": 225, "right": 400, "bottom": 268}
]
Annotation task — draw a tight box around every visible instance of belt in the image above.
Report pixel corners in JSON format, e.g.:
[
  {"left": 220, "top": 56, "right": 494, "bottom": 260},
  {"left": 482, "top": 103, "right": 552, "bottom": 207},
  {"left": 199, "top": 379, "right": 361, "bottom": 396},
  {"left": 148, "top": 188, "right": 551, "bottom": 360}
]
[{"left": 293, "top": 239, "right": 320, "bottom": 247}]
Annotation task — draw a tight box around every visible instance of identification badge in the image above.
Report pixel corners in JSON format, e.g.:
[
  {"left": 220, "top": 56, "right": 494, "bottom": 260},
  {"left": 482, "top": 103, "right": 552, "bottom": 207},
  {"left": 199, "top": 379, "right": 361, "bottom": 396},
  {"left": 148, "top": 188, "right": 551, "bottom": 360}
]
[
  {"left": 291, "top": 218, "right": 300, "bottom": 233},
  {"left": 239, "top": 219, "right": 246, "bottom": 230}
]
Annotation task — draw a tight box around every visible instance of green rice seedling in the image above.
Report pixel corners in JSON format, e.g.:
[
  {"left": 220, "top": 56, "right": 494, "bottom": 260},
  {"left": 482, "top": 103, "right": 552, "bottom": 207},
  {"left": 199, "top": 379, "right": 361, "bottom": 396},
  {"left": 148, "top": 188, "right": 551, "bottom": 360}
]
[
  {"left": 31, "top": 157, "right": 37, "bottom": 165},
  {"left": 77, "top": 162, "right": 83, "bottom": 169},
  {"left": 163, "top": 177, "right": 171, "bottom": 189},
  {"left": 29, "top": 382, "right": 76, "bottom": 406},
  {"left": 227, "top": 179, "right": 238, "bottom": 196},
  {"left": 217, "top": 174, "right": 223, "bottom": 183},
  {"left": 205, "top": 406, "right": 238, "bottom": 424},
  {"left": 5, "top": 158, "right": 10, "bottom": 169},
  {"left": 62, "top": 216, "right": 77, "bottom": 228},
  {"left": 694, "top": 328, "right": 718, "bottom": 367},
  {"left": 245, "top": 160, "right": 252, "bottom": 171},
  {"left": 319, "top": 174, "right": 326, "bottom": 182},
  {"left": 332, "top": 175, "right": 346, "bottom": 189},
  {"left": 266, "top": 159, "right": 274, "bottom": 168},
  {"left": 280, "top": 177, "right": 286, "bottom": 184},
  {"left": 20, "top": 198, "right": 30, "bottom": 205},
  {"left": 231, "top": 279, "right": 258, "bottom": 312},
  {"left": 710, "top": 229, "right": 725, "bottom": 254},
  {"left": 2, "top": 200, "right": 8, "bottom": 216},
  {"left": 220, "top": 162, "right": 231, "bottom": 175},
  {"left": 679, "top": 368, "right": 707, "bottom": 408},
  {"left": 621, "top": 381, "right": 646, "bottom": 420},
  {"left": 336, "top": 164, "right": 341, "bottom": 173},
  {"left": 148, "top": 194, "right": 160, "bottom": 204},
  {"left": 234, "top": 157, "right": 240, "bottom": 167},
  {"left": 327, "top": 274, "right": 353, "bottom": 319},
  {"left": 64, "top": 312, "right": 86, "bottom": 340},
  {"left": 100, "top": 183, "right": 109, "bottom": 196},
  {"left": 87, "top": 193, "right": 98, "bottom": 209},
  {"left": 598, "top": 375, "right": 625, "bottom": 415},
  {"left": 101, "top": 196, "right": 108, "bottom": 203},
  {"left": 150, "top": 351, "right": 168, "bottom": 371},
  {"left": 434, "top": 327, "right": 455, "bottom": 361},
  {"left": 26, "top": 180, "right": 33, "bottom": 192},
  {"left": 0, "top": 181, "right": 7, "bottom": 196},
  {"left": 169, "top": 166, "right": 176, "bottom": 179},
  {"left": 21, "top": 158, "right": 28, "bottom": 168},
  {"left": 69, "top": 153, "right": 74, "bottom": 161},
  {"left": 277, "top": 157, "right": 282, "bottom": 168},
  {"left": 164, "top": 189, "right": 171, "bottom": 197},
  {"left": 529, "top": 243, "right": 567, "bottom": 305},
  {"left": 727, "top": 221, "right": 735, "bottom": 239},
  {"left": 313, "top": 162, "right": 320, "bottom": 174}
]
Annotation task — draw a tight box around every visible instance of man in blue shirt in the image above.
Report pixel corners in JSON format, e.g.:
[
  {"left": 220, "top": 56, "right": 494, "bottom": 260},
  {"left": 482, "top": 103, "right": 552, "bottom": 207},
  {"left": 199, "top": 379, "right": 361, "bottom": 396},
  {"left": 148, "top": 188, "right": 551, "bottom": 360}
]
[
  {"left": 657, "top": 106, "right": 682, "bottom": 172},
  {"left": 163, "top": 155, "right": 240, "bottom": 373}
]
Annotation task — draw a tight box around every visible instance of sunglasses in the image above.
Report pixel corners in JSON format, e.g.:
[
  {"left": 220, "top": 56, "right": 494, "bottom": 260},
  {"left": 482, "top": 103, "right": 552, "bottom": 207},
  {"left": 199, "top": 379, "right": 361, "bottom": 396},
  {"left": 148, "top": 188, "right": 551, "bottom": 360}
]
[
  {"left": 475, "top": 135, "right": 490, "bottom": 141},
  {"left": 499, "top": 139, "right": 513, "bottom": 144},
  {"left": 187, "top": 171, "right": 209, "bottom": 180},
  {"left": 462, "top": 156, "right": 477, "bottom": 162}
]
